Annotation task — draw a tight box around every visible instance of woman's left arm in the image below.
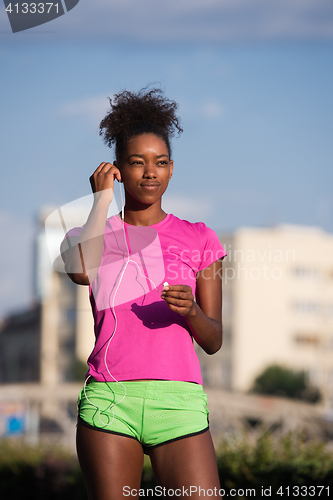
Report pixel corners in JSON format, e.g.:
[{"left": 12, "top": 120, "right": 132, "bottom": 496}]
[{"left": 161, "top": 259, "right": 223, "bottom": 355}]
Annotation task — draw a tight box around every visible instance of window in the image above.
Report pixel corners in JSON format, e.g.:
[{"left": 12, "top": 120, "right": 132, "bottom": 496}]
[
  {"left": 292, "top": 301, "right": 321, "bottom": 314},
  {"left": 293, "top": 333, "right": 321, "bottom": 346},
  {"left": 292, "top": 267, "right": 320, "bottom": 280}
]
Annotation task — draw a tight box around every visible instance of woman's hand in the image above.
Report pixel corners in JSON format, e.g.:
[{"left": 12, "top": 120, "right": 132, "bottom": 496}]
[
  {"left": 62, "top": 162, "right": 122, "bottom": 286},
  {"left": 161, "top": 285, "right": 196, "bottom": 317},
  {"left": 161, "top": 261, "right": 223, "bottom": 355},
  {"left": 90, "top": 162, "right": 122, "bottom": 205}
]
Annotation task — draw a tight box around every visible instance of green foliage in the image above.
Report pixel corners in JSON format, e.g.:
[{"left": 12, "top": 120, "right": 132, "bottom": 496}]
[
  {"left": 1, "top": 430, "right": 333, "bottom": 499},
  {"left": 251, "top": 364, "right": 322, "bottom": 403},
  {"left": 216, "top": 428, "right": 333, "bottom": 497},
  {"left": 0, "top": 439, "right": 86, "bottom": 500}
]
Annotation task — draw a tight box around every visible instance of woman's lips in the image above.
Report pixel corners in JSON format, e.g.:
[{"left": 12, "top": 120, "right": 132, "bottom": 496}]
[{"left": 140, "top": 183, "right": 160, "bottom": 190}]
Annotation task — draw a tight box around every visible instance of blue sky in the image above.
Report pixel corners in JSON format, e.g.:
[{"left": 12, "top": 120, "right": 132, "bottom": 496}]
[{"left": 0, "top": 0, "right": 332, "bottom": 318}]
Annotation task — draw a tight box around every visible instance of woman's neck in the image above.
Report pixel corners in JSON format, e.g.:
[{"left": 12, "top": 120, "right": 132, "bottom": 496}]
[{"left": 120, "top": 203, "right": 167, "bottom": 226}]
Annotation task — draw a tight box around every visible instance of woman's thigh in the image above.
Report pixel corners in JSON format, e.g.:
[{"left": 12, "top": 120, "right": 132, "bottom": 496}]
[
  {"left": 76, "top": 420, "right": 144, "bottom": 500},
  {"left": 148, "top": 430, "right": 222, "bottom": 499}
]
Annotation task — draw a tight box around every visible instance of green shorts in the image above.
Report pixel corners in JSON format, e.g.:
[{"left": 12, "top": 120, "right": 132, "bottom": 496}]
[{"left": 77, "top": 379, "right": 209, "bottom": 454}]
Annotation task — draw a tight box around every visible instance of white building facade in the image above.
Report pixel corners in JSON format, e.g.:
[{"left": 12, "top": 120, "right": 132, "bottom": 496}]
[{"left": 197, "top": 224, "right": 333, "bottom": 407}]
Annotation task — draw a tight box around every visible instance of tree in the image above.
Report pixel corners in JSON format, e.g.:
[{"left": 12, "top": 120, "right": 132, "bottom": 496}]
[{"left": 250, "top": 364, "right": 322, "bottom": 403}]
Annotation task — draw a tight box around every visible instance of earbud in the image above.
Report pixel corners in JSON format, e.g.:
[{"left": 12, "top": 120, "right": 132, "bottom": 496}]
[{"left": 119, "top": 181, "right": 125, "bottom": 221}]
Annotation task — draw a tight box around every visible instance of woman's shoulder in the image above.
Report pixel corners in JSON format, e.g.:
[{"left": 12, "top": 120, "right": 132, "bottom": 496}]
[
  {"left": 167, "top": 213, "right": 214, "bottom": 235},
  {"left": 166, "top": 214, "right": 227, "bottom": 264}
]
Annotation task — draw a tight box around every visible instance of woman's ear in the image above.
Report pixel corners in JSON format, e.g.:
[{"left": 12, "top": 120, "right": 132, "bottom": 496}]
[
  {"left": 169, "top": 160, "right": 174, "bottom": 180},
  {"left": 113, "top": 160, "right": 122, "bottom": 182}
]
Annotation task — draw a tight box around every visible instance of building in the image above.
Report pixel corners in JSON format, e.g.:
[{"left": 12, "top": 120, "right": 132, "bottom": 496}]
[
  {"left": 36, "top": 204, "right": 95, "bottom": 386},
  {"left": 0, "top": 304, "right": 41, "bottom": 383},
  {"left": 197, "top": 224, "right": 333, "bottom": 407}
]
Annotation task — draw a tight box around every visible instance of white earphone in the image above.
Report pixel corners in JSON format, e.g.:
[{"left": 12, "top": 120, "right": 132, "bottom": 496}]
[{"left": 83, "top": 181, "right": 164, "bottom": 426}]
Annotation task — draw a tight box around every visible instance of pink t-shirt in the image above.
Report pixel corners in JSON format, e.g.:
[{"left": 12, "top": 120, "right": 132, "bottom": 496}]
[{"left": 62, "top": 214, "right": 227, "bottom": 385}]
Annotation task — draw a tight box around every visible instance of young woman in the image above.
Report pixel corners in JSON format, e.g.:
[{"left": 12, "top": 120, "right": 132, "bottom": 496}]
[{"left": 61, "top": 87, "right": 227, "bottom": 500}]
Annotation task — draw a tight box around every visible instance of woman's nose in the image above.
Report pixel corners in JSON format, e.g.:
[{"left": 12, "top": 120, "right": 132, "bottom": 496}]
[{"left": 143, "top": 162, "right": 157, "bottom": 178}]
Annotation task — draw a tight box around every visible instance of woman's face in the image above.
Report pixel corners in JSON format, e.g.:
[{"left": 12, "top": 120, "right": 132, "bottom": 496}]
[{"left": 116, "top": 133, "right": 174, "bottom": 207}]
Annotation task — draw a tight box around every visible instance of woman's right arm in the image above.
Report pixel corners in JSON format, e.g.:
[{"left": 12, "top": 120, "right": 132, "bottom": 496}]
[{"left": 60, "top": 162, "right": 121, "bottom": 285}]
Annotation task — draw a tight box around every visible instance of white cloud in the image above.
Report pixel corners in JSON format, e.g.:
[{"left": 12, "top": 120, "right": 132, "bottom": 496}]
[
  {"left": 162, "top": 194, "right": 213, "bottom": 222},
  {"left": 176, "top": 97, "right": 225, "bottom": 121},
  {"left": 201, "top": 100, "right": 224, "bottom": 119},
  {"left": 219, "top": 188, "right": 272, "bottom": 206},
  {"left": 57, "top": 94, "right": 113, "bottom": 127}
]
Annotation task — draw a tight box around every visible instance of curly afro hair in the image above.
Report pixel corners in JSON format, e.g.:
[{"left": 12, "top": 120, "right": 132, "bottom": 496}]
[{"left": 99, "top": 86, "right": 183, "bottom": 162}]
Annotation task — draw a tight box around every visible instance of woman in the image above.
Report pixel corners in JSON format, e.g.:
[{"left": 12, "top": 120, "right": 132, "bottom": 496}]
[{"left": 61, "top": 87, "right": 227, "bottom": 499}]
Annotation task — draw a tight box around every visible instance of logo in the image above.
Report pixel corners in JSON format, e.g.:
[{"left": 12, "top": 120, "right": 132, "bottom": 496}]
[
  {"left": 44, "top": 191, "right": 165, "bottom": 311},
  {"left": 3, "top": 1, "right": 80, "bottom": 33}
]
